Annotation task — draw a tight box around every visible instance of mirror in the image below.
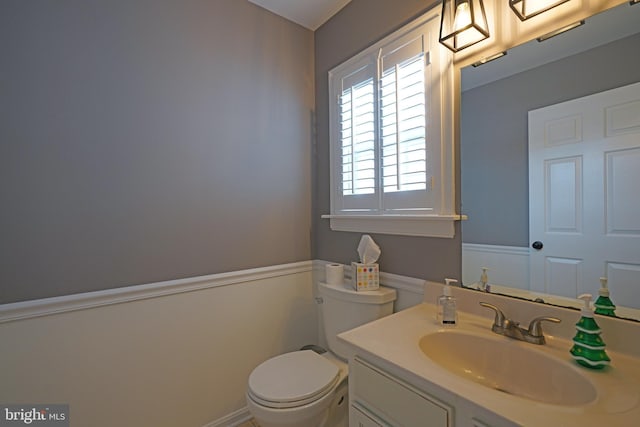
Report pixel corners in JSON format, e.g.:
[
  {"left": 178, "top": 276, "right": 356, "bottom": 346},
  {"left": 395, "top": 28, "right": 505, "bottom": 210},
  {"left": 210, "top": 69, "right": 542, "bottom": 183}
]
[{"left": 460, "top": 2, "right": 640, "bottom": 321}]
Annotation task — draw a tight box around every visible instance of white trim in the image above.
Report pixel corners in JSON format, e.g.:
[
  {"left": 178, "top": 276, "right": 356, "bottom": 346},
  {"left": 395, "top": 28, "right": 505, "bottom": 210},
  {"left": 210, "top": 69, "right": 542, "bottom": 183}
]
[
  {"left": 379, "top": 271, "right": 426, "bottom": 295},
  {"left": 0, "top": 261, "right": 313, "bottom": 324},
  {"left": 202, "top": 406, "right": 252, "bottom": 427},
  {"left": 322, "top": 214, "right": 464, "bottom": 238},
  {"left": 313, "top": 260, "right": 425, "bottom": 296},
  {"left": 462, "top": 243, "right": 530, "bottom": 256}
]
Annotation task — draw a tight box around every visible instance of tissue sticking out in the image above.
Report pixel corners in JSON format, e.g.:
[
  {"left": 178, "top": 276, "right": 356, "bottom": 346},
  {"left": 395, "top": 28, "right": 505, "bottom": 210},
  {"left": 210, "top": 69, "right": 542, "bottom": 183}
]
[
  {"left": 352, "top": 235, "right": 380, "bottom": 291},
  {"left": 357, "top": 234, "right": 381, "bottom": 264}
]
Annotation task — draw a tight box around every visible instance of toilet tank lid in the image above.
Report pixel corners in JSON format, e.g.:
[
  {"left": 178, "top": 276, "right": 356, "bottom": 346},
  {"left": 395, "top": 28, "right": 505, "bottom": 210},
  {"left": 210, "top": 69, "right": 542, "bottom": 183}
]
[{"left": 319, "top": 282, "right": 397, "bottom": 304}]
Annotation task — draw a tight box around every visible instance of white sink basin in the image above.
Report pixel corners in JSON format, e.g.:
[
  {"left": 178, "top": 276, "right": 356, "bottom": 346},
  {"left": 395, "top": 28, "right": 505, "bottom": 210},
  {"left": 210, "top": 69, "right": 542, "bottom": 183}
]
[{"left": 419, "top": 330, "right": 597, "bottom": 406}]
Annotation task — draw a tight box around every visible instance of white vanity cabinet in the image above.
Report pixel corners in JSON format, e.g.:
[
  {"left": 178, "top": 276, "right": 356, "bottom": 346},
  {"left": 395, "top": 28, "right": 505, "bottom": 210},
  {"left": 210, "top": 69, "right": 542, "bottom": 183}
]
[
  {"left": 340, "top": 302, "right": 640, "bottom": 427},
  {"left": 350, "top": 358, "right": 450, "bottom": 426},
  {"left": 349, "top": 358, "right": 517, "bottom": 427}
]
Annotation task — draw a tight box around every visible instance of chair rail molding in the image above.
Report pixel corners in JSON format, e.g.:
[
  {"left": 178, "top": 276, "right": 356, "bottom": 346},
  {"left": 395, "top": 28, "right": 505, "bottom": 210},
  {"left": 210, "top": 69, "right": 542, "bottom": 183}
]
[{"left": 0, "top": 261, "right": 313, "bottom": 324}]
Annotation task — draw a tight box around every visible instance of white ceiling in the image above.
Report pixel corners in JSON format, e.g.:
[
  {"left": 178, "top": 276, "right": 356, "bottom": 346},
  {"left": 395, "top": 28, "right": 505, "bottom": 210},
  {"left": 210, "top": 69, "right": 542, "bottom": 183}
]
[{"left": 248, "top": 0, "right": 352, "bottom": 30}]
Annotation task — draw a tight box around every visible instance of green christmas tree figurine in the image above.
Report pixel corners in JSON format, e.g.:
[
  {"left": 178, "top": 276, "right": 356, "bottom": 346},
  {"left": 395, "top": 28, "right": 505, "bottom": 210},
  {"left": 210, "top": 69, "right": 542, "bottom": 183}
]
[
  {"left": 594, "top": 277, "right": 616, "bottom": 317},
  {"left": 570, "top": 294, "right": 611, "bottom": 369}
]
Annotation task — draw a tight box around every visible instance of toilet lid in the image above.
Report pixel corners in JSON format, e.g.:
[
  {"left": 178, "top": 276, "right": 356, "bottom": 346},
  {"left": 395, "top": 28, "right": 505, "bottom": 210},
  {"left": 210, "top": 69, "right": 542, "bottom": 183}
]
[{"left": 248, "top": 350, "right": 340, "bottom": 409}]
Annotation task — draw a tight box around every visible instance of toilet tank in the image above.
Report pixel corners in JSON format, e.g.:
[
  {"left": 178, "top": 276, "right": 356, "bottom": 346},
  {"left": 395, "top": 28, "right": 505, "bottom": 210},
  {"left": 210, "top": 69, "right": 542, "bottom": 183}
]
[{"left": 318, "top": 282, "right": 397, "bottom": 360}]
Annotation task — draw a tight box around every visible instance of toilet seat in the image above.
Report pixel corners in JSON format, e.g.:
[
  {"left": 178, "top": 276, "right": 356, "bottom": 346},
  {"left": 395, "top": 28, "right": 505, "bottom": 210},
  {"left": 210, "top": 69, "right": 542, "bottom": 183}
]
[{"left": 247, "top": 350, "right": 340, "bottom": 409}]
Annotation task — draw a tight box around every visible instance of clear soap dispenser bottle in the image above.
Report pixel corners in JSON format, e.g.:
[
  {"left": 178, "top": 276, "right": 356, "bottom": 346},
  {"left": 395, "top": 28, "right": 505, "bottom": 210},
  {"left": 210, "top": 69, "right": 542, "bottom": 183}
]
[
  {"left": 437, "top": 278, "right": 458, "bottom": 326},
  {"left": 473, "top": 267, "right": 490, "bottom": 292}
]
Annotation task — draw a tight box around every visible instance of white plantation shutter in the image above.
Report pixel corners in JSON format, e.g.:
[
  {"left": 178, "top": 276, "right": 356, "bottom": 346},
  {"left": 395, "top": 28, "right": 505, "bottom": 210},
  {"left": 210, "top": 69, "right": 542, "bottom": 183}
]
[
  {"left": 380, "top": 38, "right": 433, "bottom": 212},
  {"left": 333, "top": 59, "right": 378, "bottom": 211},
  {"left": 326, "top": 10, "right": 456, "bottom": 236},
  {"left": 381, "top": 55, "right": 427, "bottom": 194},
  {"left": 341, "top": 77, "right": 375, "bottom": 196}
]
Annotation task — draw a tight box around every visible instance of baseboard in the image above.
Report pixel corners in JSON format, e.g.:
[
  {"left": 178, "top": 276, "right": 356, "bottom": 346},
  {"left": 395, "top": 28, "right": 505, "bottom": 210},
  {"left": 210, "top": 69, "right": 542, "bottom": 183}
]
[
  {"left": 202, "top": 406, "right": 252, "bottom": 427},
  {"left": 0, "top": 261, "right": 313, "bottom": 324}
]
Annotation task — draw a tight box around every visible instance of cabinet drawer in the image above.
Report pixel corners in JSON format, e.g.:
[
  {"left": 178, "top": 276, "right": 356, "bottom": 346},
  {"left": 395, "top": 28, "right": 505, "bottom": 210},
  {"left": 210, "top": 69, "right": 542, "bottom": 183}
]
[
  {"left": 352, "top": 358, "right": 452, "bottom": 426},
  {"left": 351, "top": 403, "right": 388, "bottom": 427}
]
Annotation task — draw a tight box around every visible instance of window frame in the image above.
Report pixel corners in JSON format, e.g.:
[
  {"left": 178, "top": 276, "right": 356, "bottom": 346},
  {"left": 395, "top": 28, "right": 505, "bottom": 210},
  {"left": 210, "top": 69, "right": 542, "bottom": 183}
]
[{"left": 323, "top": 7, "right": 459, "bottom": 238}]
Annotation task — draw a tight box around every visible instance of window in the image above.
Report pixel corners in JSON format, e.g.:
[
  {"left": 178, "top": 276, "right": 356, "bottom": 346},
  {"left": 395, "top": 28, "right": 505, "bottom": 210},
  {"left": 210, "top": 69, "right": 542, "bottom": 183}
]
[{"left": 324, "top": 8, "right": 458, "bottom": 238}]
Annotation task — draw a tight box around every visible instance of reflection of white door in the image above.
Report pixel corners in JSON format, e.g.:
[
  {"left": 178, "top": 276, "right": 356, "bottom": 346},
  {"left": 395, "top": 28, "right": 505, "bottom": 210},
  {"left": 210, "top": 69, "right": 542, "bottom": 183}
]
[{"left": 529, "top": 81, "right": 640, "bottom": 309}]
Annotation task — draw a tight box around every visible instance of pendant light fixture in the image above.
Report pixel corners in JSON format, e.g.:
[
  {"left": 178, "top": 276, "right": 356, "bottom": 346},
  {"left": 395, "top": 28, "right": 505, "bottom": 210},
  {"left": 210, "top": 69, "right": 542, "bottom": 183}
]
[
  {"left": 439, "top": 0, "right": 490, "bottom": 52},
  {"left": 510, "top": 0, "right": 571, "bottom": 21}
]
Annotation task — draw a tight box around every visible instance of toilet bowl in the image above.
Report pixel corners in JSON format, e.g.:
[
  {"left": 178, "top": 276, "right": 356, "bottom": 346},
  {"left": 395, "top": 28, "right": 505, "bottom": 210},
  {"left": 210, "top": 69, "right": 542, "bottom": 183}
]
[
  {"left": 246, "top": 281, "right": 396, "bottom": 427},
  {"left": 246, "top": 350, "right": 348, "bottom": 427}
]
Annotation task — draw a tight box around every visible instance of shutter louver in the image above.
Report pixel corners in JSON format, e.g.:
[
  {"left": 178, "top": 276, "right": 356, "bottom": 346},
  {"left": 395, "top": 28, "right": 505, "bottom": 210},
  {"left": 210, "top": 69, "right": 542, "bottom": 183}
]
[
  {"left": 381, "top": 54, "right": 427, "bottom": 194},
  {"left": 341, "top": 78, "right": 376, "bottom": 196}
]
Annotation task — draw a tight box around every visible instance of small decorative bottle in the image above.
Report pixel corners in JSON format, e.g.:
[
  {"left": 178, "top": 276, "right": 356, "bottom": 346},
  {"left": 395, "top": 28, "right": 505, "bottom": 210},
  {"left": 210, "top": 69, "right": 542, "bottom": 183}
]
[
  {"left": 594, "top": 277, "right": 616, "bottom": 317},
  {"left": 471, "top": 267, "right": 490, "bottom": 292},
  {"left": 570, "top": 294, "right": 611, "bottom": 369},
  {"left": 479, "top": 267, "right": 490, "bottom": 292}
]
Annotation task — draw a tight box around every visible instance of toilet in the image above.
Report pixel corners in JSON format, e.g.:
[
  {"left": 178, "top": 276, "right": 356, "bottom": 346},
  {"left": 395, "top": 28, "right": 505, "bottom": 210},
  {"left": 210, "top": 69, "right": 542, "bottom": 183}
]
[{"left": 246, "top": 281, "right": 397, "bottom": 427}]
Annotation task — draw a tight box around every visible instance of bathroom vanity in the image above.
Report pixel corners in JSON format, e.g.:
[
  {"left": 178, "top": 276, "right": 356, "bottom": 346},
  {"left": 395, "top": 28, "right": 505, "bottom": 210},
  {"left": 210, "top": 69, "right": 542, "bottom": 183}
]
[
  {"left": 338, "top": 284, "right": 640, "bottom": 427},
  {"left": 349, "top": 355, "right": 512, "bottom": 427}
]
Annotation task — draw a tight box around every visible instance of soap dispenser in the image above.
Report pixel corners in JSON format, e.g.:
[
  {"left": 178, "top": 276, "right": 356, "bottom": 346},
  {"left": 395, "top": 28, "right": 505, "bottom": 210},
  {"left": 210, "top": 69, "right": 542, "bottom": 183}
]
[
  {"left": 594, "top": 277, "right": 616, "bottom": 317},
  {"left": 437, "top": 278, "right": 458, "bottom": 326},
  {"left": 570, "top": 294, "right": 611, "bottom": 369},
  {"left": 473, "top": 267, "right": 490, "bottom": 292}
]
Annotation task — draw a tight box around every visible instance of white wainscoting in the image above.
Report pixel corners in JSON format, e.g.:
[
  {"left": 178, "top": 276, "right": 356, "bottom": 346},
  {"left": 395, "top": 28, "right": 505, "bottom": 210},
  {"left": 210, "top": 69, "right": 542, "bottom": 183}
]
[
  {"left": 462, "top": 243, "right": 530, "bottom": 290},
  {"left": 0, "top": 260, "right": 429, "bottom": 427},
  {"left": 0, "top": 262, "right": 316, "bottom": 427}
]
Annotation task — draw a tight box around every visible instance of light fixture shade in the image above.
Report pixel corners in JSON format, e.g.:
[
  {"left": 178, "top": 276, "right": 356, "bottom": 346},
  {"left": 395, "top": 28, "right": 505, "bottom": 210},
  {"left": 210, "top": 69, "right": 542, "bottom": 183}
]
[
  {"left": 510, "top": 0, "right": 571, "bottom": 21},
  {"left": 439, "top": 0, "right": 490, "bottom": 53}
]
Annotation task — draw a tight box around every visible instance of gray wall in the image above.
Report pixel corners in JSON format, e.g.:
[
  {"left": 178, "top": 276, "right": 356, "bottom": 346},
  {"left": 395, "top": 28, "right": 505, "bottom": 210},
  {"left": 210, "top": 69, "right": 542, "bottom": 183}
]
[
  {"left": 461, "top": 33, "right": 640, "bottom": 247},
  {"left": 0, "top": 0, "right": 314, "bottom": 303},
  {"left": 313, "top": 0, "right": 462, "bottom": 282}
]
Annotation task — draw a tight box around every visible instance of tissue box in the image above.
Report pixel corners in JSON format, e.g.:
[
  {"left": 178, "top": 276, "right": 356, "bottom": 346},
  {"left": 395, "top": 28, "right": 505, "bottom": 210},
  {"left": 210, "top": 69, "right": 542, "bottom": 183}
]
[{"left": 351, "top": 262, "right": 379, "bottom": 291}]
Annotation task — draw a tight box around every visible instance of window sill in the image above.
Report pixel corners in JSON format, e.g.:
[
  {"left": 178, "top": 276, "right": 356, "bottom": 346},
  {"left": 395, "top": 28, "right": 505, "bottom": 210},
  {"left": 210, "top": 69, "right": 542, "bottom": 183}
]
[{"left": 321, "top": 214, "right": 467, "bottom": 238}]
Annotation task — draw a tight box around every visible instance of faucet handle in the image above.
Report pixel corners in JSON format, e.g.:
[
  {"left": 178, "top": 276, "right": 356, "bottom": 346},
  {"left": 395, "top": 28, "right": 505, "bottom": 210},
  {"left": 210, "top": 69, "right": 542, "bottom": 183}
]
[
  {"left": 479, "top": 302, "right": 506, "bottom": 331},
  {"left": 527, "top": 316, "right": 561, "bottom": 337}
]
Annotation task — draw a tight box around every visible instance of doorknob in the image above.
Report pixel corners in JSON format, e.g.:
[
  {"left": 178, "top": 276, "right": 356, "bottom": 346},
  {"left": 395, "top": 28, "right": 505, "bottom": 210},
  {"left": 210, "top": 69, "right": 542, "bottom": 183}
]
[{"left": 532, "top": 241, "right": 543, "bottom": 250}]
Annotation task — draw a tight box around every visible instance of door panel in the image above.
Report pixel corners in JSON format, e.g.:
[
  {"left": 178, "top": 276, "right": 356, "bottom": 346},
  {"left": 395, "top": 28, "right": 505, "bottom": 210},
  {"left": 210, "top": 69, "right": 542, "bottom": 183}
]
[
  {"left": 544, "top": 156, "right": 582, "bottom": 233},
  {"left": 606, "top": 148, "right": 640, "bottom": 235}
]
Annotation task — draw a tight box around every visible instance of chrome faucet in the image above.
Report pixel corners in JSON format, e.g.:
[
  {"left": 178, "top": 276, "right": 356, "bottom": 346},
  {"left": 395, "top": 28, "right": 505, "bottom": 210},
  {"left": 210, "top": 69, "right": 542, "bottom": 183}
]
[{"left": 479, "top": 302, "right": 561, "bottom": 345}]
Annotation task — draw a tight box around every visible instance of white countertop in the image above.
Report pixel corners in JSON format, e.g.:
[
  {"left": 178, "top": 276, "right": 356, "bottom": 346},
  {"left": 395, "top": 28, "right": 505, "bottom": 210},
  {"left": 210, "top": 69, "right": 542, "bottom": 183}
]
[{"left": 338, "top": 303, "right": 640, "bottom": 427}]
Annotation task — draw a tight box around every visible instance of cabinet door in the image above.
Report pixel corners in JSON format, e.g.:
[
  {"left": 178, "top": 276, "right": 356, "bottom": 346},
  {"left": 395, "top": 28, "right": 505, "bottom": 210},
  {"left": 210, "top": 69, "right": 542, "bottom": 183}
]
[
  {"left": 350, "top": 403, "right": 387, "bottom": 427},
  {"left": 351, "top": 358, "right": 451, "bottom": 426}
]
